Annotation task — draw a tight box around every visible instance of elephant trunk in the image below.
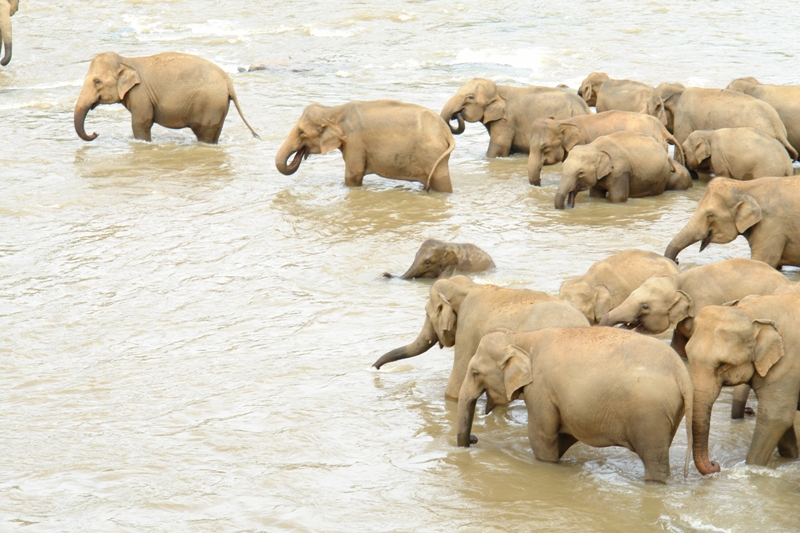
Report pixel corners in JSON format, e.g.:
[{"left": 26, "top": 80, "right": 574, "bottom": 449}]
[
  {"left": 372, "top": 315, "right": 438, "bottom": 369},
  {"left": 665, "top": 216, "right": 709, "bottom": 261},
  {"left": 73, "top": 95, "right": 99, "bottom": 141},
  {"left": 598, "top": 300, "right": 637, "bottom": 328},
  {"left": 275, "top": 131, "right": 306, "bottom": 175},
  {"left": 441, "top": 96, "right": 466, "bottom": 135},
  {"left": 0, "top": 6, "right": 11, "bottom": 67},
  {"left": 456, "top": 392, "right": 479, "bottom": 447},
  {"left": 555, "top": 177, "right": 577, "bottom": 210},
  {"left": 527, "top": 152, "right": 544, "bottom": 186},
  {"left": 692, "top": 386, "right": 723, "bottom": 475}
]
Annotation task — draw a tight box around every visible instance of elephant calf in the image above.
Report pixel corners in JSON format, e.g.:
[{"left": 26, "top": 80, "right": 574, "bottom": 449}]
[
  {"left": 383, "top": 239, "right": 495, "bottom": 280},
  {"left": 578, "top": 72, "right": 665, "bottom": 122},
  {"left": 457, "top": 327, "right": 693, "bottom": 483},
  {"left": 682, "top": 128, "right": 793, "bottom": 181}
]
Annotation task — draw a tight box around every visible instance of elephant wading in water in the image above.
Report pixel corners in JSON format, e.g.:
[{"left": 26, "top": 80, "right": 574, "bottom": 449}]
[
  {"left": 74, "top": 52, "right": 260, "bottom": 144},
  {"left": 383, "top": 239, "right": 495, "bottom": 280},
  {"left": 457, "top": 328, "right": 693, "bottom": 483},
  {"left": 682, "top": 128, "right": 793, "bottom": 181},
  {"left": 372, "top": 275, "right": 589, "bottom": 401},
  {"left": 276, "top": 101, "right": 456, "bottom": 192},
  {"left": 664, "top": 177, "right": 800, "bottom": 269},
  {"left": 727, "top": 77, "right": 800, "bottom": 155},
  {"left": 578, "top": 72, "right": 666, "bottom": 122},
  {"left": 688, "top": 293, "right": 800, "bottom": 475},
  {"left": 439, "top": 78, "right": 590, "bottom": 159},
  {"left": 559, "top": 249, "right": 679, "bottom": 325},
  {"left": 0, "top": 0, "right": 18, "bottom": 66}
]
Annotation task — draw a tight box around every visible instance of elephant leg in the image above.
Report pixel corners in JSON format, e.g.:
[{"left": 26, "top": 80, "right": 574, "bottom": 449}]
[
  {"left": 639, "top": 445, "right": 671, "bottom": 483},
  {"left": 428, "top": 166, "right": 453, "bottom": 193},
  {"left": 748, "top": 233, "right": 786, "bottom": 270},
  {"left": 606, "top": 175, "right": 630, "bottom": 203},
  {"left": 632, "top": 415, "right": 672, "bottom": 482},
  {"left": 486, "top": 127, "right": 513, "bottom": 158},
  {"left": 131, "top": 117, "right": 154, "bottom": 141},
  {"left": 670, "top": 329, "right": 688, "bottom": 359},
  {"left": 192, "top": 122, "right": 224, "bottom": 144},
  {"left": 129, "top": 100, "right": 154, "bottom": 142},
  {"left": 777, "top": 426, "right": 799, "bottom": 459},
  {"left": 746, "top": 386, "right": 798, "bottom": 466},
  {"left": 730, "top": 384, "right": 751, "bottom": 419},
  {"left": 526, "top": 393, "right": 561, "bottom": 462},
  {"left": 343, "top": 156, "right": 366, "bottom": 187},
  {"left": 589, "top": 186, "right": 606, "bottom": 198}
]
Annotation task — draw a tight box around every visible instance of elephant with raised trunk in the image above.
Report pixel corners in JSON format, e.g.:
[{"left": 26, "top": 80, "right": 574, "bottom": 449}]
[
  {"left": 664, "top": 177, "right": 800, "bottom": 269},
  {"left": 457, "top": 327, "right": 692, "bottom": 483},
  {"left": 372, "top": 275, "right": 589, "bottom": 401},
  {"left": 727, "top": 77, "right": 800, "bottom": 155},
  {"left": 578, "top": 72, "right": 666, "bottom": 123},
  {"left": 687, "top": 293, "right": 800, "bottom": 475},
  {"left": 682, "top": 128, "right": 793, "bottom": 181},
  {"left": 0, "top": 0, "right": 18, "bottom": 66},
  {"left": 74, "top": 52, "right": 260, "bottom": 144},
  {"left": 276, "top": 100, "right": 455, "bottom": 192},
  {"left": 383, "top": 239, "right": 494, "bottom": 280},
  {"left": 440, "top": 78, "right": 589, "bottom": 158}
]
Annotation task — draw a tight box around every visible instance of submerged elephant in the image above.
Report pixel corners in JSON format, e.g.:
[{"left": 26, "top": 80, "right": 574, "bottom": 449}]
[
  {"left": 457, "top": 327, "right": 692, "bottom": 483},
  {"left": 74, "top": 52, "right": 260, "bottom": 143},
  {"left": 383, "top": 239, "right": 495, "bottom": 280},
  {"left": 372, "top": 275, "right": 589, "bottom": 401},
  {"left": 439, "top": 78, "right": 590, "bottom": 158},
  {"left": 688, "top": 293, "right": 800, "bottom": 475},
  {"left": 727, "top": 77, "right": 800, "bottom": 155},
  {"left": 527, "top": 110, "right": 684, "bottom": 186},
  {"left": 559, "top": 249, "right": 679, "bottom": 325},
  {"left": 555, "top": 131, "right": 691, "bottom": 209},
  {"left": 276, "top": 100, "right": 455, "bottom": 192},
  {"left": 0, "top": 0, "right": 18, "bottom": 66},
  {"left": 665, "top": 177, "right": 800, "bottom": 269},
  {"left": 578, "top": 72, "right": 666, "bottom": 122},
  {"left": 682, "top": 128, "right": 793, "bottom": 181}
]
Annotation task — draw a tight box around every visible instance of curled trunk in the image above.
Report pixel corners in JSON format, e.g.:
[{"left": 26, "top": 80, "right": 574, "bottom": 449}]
[
  {"left": 73, "top": 103, "right": 98, "bottom": 141},
  {"left": 0, "top": 5, "right": 12, "bottom": 67},
  {"left": 372, "top": 316, "right": 438, "bottom": 369},
  {"left": 692, "top": 387, "right": 723, "bottom": 475},
  {"left": 441, "top": 96, "right": 466, "bottom": 135},
  {"left": 665, "top": 216, "right": 708, "bottom": 261},
  {"left": 554, "top": 178, "right": 577, "bottom": 209},
  {"left": 275, "top": 133, "right": 306, "bottom": 175}
]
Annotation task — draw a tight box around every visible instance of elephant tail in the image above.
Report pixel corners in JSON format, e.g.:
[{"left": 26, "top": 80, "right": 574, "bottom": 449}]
[
  {"left": 780, "top": 137, "right": 798, "bottom": 161},
  {"left": 664, "top": 129, "right": 684, "bottom": 165},
  {"left": 678, "top": 369, "right": 694, "bottom": 478},
  {"left": 425, "top": 135, "right": 456, "bottom": 192},
  {"left": 227, "top": 79, "right": 261, "bottom": 140}
]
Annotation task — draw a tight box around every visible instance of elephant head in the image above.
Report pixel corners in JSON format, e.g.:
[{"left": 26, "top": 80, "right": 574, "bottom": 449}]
[
  {"left": 559, "top": 279, "right": 613, "bottom": 325},
  {"left": 440, "top": 78, "right": 506, "bottom": 135},
  {"left": 664, "top": 179, "right": 762, "bottom": 262},
  {"left": 554, "top": 144, "right": 611, "bottom": 209},
  {"left": 372, "top": 276, "right": 474, "bottom": 369},
  {"left": 725, "top": 77, "right": 761, "bottom": 93},
  {"left": 395, "top": 239, "right": 458, "bottom": 280},
  {"left": 0, "top": 0, "right": 18, "bottom": 66},
  {"left": 275, "top": 104, "right": 345, "bottom": 175},
  {"left": 686, "top": 305, "right": 784, "bottom": 475},
  {"left": 644, "top": 95, "right": 669, "bottom": 127},
  {"left": 681, "top": 131, "right": 712, "bottom": 171},
  {"left": 456, "top": 331, "right": 532, "bottom": 447},
  {"left": 650, "top": 83, "right": 685, "bottom": 133},
  {"left": 599, "top": 275, "right": 693, "bottom": 335},
  {"left": 74, "top": 52, "right": 141, "bottom": 141},
  {"left": 528, "top": 118, "right": 582, "bottom": 186},
  {"left": 577, "top": 72, "right": 609, "bottom": 107}
]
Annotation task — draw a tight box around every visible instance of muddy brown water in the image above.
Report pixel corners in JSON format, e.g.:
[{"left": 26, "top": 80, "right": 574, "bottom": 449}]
[{"left": 1, "top": 1, "right": 799, "bottom": 531}]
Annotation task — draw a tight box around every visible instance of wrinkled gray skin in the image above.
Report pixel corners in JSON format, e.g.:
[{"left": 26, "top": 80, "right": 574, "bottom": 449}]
[
  {"left": 649, "top": 83, "right": 798, "bottom": 160},
  {"left": 440, "top": 78, "right": 590, "bottom": 159},
  {"left": 578, "top": 72, "right": 667, "bottom": 124},
  {"left": 383, "top": 239, "right": 495, "bottom": 280},
  {"left": 559, "top": 249, "right": 679, "bottom": 324},
  {"left": 0, "top": 0, "right": 18, "bottom": 66},
  {"left": 75, "top": 52, "right": 260, "bottom": 143},
  {"left": 688, "top": 294, "right": 800, "bottom": 475},
  {"left": 457, "top": 328, "right": 693, "bottom": 483},
  {"left": 373, "top": 275, "right": 589, "bottom": 401},
  {"left": 555, "top": 131, "right": 691, "bottom": 209},
  {"left": 682, "top": 128, "right": 793, "bottom": 181},
  {"left": 727, "top": 77, "right": 800, "bottom": 156},
  {"left": 665, "top": 177, "right": 800, "bottom": 269}
]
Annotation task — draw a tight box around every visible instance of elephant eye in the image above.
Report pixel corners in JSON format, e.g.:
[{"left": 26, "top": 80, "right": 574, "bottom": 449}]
[
  {"left": 424, "top": 260, "right": 431, "bottom": 265},
  {"left": 641, "top": 304, "right": 649, "bottom": 311},
  {"left": 93, "top": 79, "right": 102, "bottom": 87},
  {"left": 466, "top": 94, "right": 475, "bottom": 101},
  {"left": 472, "top": 370, "right": 479, "bottom": 377}
]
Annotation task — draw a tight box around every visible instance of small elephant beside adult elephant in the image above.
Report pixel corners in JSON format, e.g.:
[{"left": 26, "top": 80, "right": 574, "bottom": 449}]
[
  {"left": 372, "top": 275, "right": 589, "bottom": 401},
  {"left": 439, "top": 78, "right": 590, "bottom": 158},
  {"left": 277, "top": 100, "right": 455, "bottom": 192},
  {"left": 74, "top": 52, "right": 260, "bottom": 144},
  {"left": 0, "top": 0, "right": 18, "bottom": 66},
  {"left": 578, "top": 72, "right": 667, "bottom": 123},
  {"left": 457, "top": 327, "right": 692, "bottom": 483},
  {"left": 554, "top": 131, "right": 691, "bottom": 209},
  {"left": 727, "top": 77, "right": 800, "bottom": 155},
  {"left": 664, "top": 176, "right": 800, "bottom": 269},
  {"left": 383, "top": 239, "right": 494, "bottom": 280}
]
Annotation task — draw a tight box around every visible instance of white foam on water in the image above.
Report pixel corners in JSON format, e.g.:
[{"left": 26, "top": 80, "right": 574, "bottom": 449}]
[{"left": 452, "top": 47, "right": 545, "bottom": 72}]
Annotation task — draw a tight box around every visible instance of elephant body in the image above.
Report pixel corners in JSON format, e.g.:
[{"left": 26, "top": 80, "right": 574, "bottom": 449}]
[
  {"left": 383, "top": 239, "right": 495, "bottom": 280},
  {"left": 665, "top": 176, "right": 800, "bottom": 269},
  {"left": 578, "top": 72, "right": 664, "bottom": 119},
  {"left": 682, "top": 128, "right": 793, "bottom": 181},
  {"left": 727, "top": 77, "right": 800, "bottom": 155},
  {"left": 528, "top": 110, "right": 684, "bottom": 186},
  {"left": 276, "top": 100, "right": 455, "bottom": 192},
  {"left": 0, "top": 0, "right": 17, "bottom": 66},
  {"left": 555, "top": 131, "right": 691, "bottom": 209},
  {"left": 559, "top": 249, "right": 679, "bottom": 324},
  {"left": 440, "top": 78, "right": 590, "bottom": 158},
  {"left": 687, "top": 293, "right": 800, "bottom": 475},
  {"left": 457, "top": 328, "right": 692, "bottom": 483},
  {"left": 74, "top": 52, "right": 259, "bottom": 143},
  {"left": 372, "top": 275, "right": 589, "bottom": 401}
]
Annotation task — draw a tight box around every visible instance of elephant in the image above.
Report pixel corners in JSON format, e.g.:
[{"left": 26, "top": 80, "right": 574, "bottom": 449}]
[
  {"left": 578, "top": 72, "right": 667, "bottom": 122},
  {"left": 727, "top": 77, "right": 800, "bottom": 155},
  {"left": 559, "top": 249, "right": 679, "bottom": 324},
  {"left": 649, "top": 83, "right": 798, "bottom": 160},
  {"left": 383, "top": 239, "right": 495, "bottom": 280},
  {"left": 527, "top": 110, "right": 685, "bottom": 186},
  {"left": 687, "top": 293, "right": 800, "bottom": 475},
  {"left": 276, "top": 100, "right": 455, "bottom": 192},
  {"left": 0, "top": 0, "right": 18, "bottom": 66},
  {"left": 682, "top": 128, "right": 793, "bottom": 181},
  {"left": 456, "top": 327, "right": 693, "bottom": 483},
  {"left": 372, "top": 275, "right": 589, "bottom": 401},
  {"left": 664, "top": 176, "right": 800, "bottom": 269},
  {"left": 439, "top": 78, "right": 590, "bottom": 158},
  {"left": 74, "top": 52, "right": 260, "bottom": 144},
  {"left": 555, "top": 131, "right": 692, "bottom": 209}
]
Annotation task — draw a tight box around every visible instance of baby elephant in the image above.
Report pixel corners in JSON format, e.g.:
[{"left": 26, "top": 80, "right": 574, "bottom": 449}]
[
  {"left": 383, "top": 239, "right": 495, "bottom": 280},
  {"left": 555, "top": 131, "right": 691, "bottom": 209},
  {"left": 457, "top": 327, "right": 693, "bottom": 483},
  {"left": 75, "top": 52, "right": 260, "bottom": 143},
  {"left": 682, "top": 127, "right": 794, "bottom": 181}
]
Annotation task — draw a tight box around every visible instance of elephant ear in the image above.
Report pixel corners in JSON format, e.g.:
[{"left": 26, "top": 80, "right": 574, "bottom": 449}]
[
  {"left": 437, "top": 294, "right": 456, "bottom": 333},
  {"left": 319, "top": 119, "right": 346, "bottom": 154},
  {"left": 596, "top": 151, "right": 613, "bottom": 181},
  {"left": 501, "top": 345, "right": 532, "bottom": 402},
  {"left": 483, "top": 95, "right": 506, "bottom": 124},
  {"left": 668, "top": 289, "right": 694, "bottom": 325},
  {"left": 693, "top": 136, "right": 712, "bottom": 164},
  {"left": 734, "top": 194, "right": 762, "bottom": 233},
  {"left": 560, "top": 124, "right": 582, "bottom": 152},
  {"left": 580, "top": 82, "right": 594, "bottom": 102},
  {"left": 116, "top": 63, "right": 141, "bottom": 100},
  {"left": 592, "top": 284, "right": 613, "bottom": 322},
  {"left": 752, "top": 319, "right": 784, "bottom": 377}
]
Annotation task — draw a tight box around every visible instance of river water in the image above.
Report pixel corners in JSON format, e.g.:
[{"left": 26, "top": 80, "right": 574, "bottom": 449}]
[{"left": 2, "top": 1, "right": 799, "bottom": 531}]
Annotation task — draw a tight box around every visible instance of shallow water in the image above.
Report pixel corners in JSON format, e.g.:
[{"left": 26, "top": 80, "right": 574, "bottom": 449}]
[{"left": 1, "top": 1, "right": 800, "bottom": 531}]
